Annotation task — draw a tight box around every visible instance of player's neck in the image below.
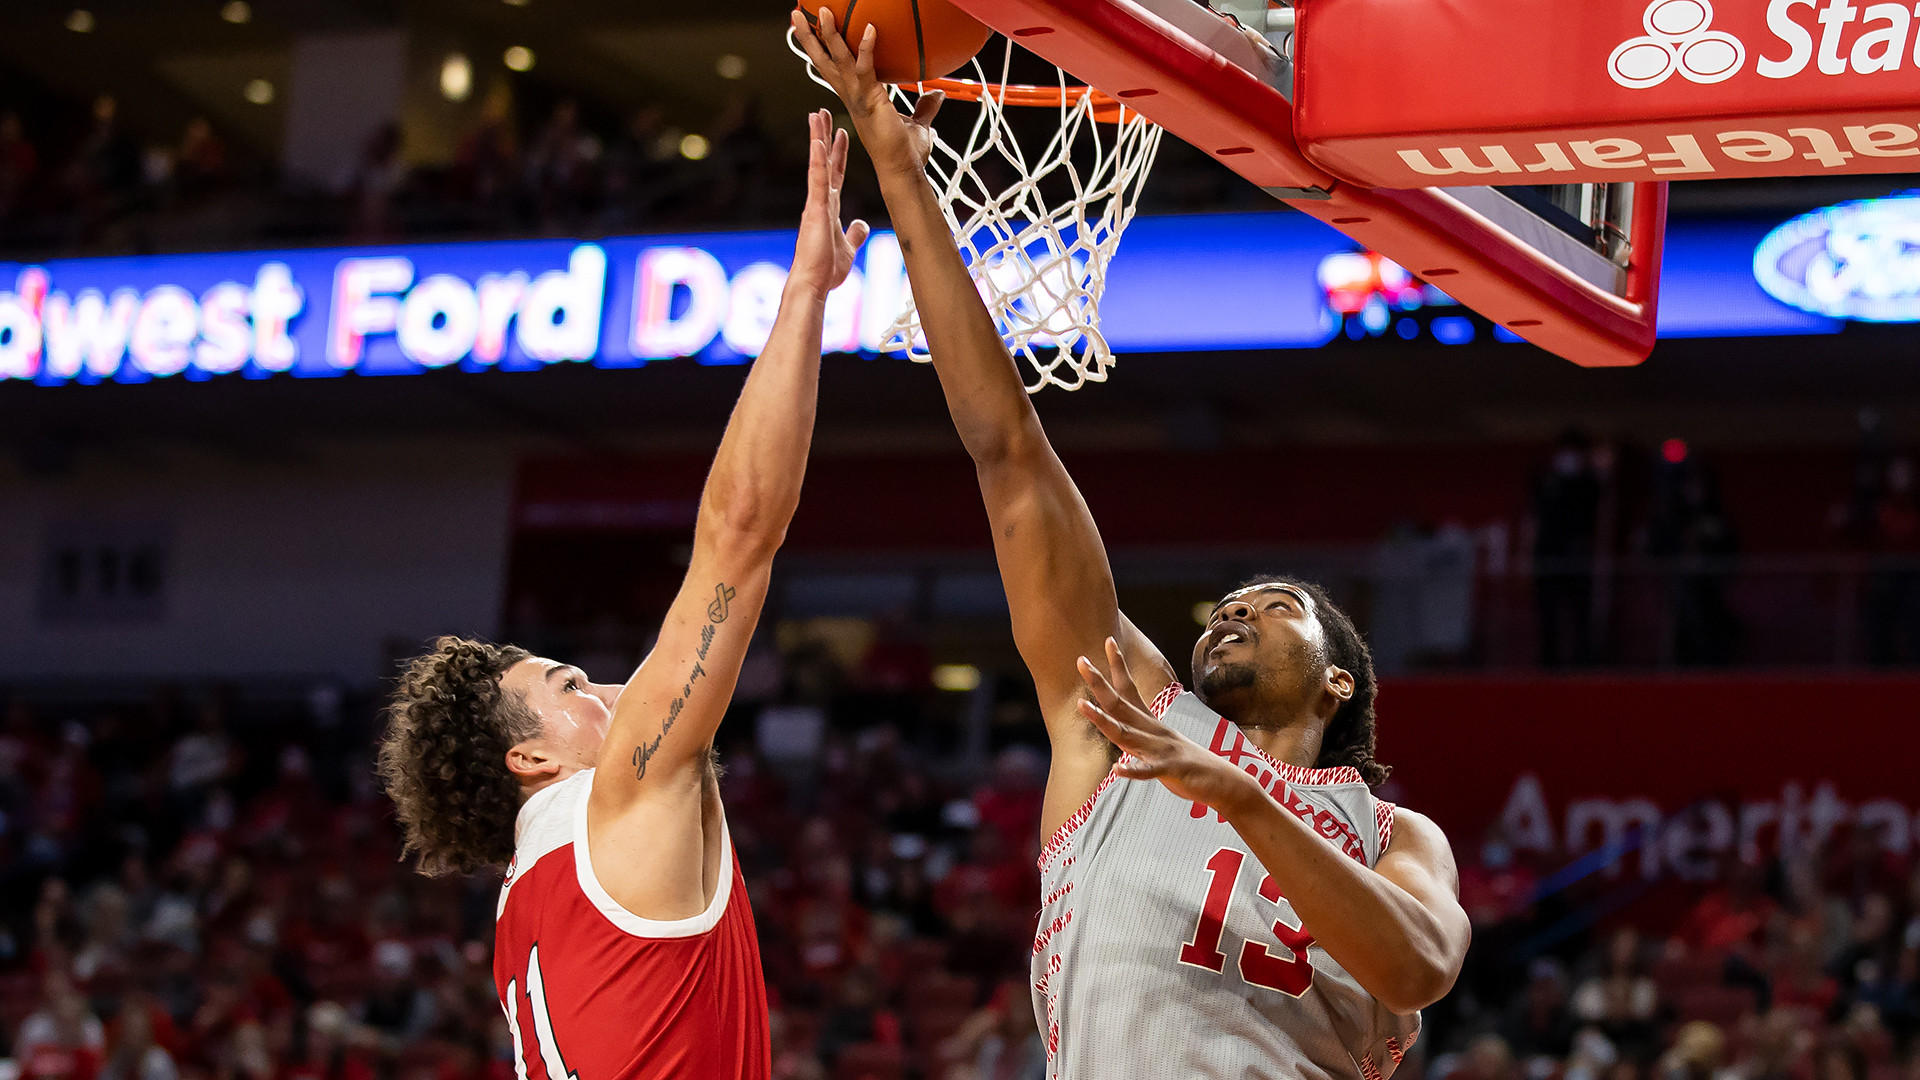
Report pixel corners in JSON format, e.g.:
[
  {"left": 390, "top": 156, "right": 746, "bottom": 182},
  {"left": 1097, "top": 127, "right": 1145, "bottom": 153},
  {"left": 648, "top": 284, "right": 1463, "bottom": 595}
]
[
  {"left": 518, "top": 763, "right": 582, "bottom": 804},
  {"left": 1229, "top": 711, "right": 1325, "bottom": 770}
]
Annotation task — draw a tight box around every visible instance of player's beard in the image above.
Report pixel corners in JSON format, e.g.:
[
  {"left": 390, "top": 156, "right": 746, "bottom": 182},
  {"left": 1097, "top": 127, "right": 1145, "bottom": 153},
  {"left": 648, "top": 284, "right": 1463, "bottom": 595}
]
[{"left": 1198, "top": 660, "right": 1259, "bottom": 701}]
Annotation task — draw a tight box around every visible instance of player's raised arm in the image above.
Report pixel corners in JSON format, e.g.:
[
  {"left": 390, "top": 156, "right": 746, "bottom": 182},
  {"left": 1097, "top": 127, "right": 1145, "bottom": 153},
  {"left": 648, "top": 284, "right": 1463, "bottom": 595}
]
[
  {"left": 794, "top": 11, "right": 1177, "bottom": 831},
  {"left": 591, "top": 110, "right": 866, "bottom": 803}
]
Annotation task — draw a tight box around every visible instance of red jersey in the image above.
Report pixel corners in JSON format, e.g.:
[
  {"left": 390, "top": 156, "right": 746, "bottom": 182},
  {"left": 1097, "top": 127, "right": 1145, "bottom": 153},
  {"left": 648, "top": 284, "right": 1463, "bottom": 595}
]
[{"left": 493, "top": 769, "right": 770, "bottom": 1080}]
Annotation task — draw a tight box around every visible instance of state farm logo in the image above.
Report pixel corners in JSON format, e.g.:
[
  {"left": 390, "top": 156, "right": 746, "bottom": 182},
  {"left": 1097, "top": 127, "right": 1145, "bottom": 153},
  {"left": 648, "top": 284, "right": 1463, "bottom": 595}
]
[{"left": 1609, "top": 0, "right": 1745, "bottom": 88}]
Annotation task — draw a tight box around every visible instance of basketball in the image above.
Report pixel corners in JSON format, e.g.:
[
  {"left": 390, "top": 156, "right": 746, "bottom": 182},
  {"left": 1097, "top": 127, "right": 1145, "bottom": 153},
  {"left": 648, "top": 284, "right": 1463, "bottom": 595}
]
[{"left": 797, "top": 0, "right": 994, "bottom": 83}]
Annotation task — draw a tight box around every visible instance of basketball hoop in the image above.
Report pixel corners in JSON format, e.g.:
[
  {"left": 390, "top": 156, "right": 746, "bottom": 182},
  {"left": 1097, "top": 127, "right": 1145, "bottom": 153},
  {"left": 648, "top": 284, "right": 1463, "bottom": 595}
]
[{"left": 791, "top": 33, "right": 1163, "bottom": 392}]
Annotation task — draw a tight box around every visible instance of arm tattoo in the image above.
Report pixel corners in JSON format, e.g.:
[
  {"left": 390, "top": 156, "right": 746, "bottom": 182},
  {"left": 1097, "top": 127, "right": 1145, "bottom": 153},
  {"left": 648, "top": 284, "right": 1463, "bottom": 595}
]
[{"left": 633, "top": 582, "right": 734, "bottom": 781}]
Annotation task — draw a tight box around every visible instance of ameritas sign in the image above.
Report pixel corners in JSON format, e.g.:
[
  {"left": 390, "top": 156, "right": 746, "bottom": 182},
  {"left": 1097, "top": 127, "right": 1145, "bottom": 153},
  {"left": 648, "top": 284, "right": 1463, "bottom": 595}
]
[{"left": 1293, "top": 0, "right": 1920, "bottom": 187}]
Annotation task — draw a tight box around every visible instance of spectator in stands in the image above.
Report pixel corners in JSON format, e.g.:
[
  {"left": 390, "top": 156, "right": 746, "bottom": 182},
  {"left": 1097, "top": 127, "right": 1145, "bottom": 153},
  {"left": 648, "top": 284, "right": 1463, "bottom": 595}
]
[
  {"left": 1811, "top": 1040, "right": 1868, "bottom": 1080},
  {"left": 708, "top": 96, "right": 774, "bottom": 222},
  {"left": 1648, "top": 454, "right": 1740, "bottom": 666},
  {"left": 98, "top": 997, "right": 178, "bottom": 1080},
  {"left": 169, "top": 700, "right": 236, "bottom": 813},
  {"left": 1728, "top": 1010, "right": 1813, "bottom": 1080},
  {"left": 1675, "top": 859, "right": 1775, "bottom": 958},
  {"left": 16, "top": 972, "right": 106, "bottom": 1080},
  {"left": 1504, "top": 958, "right": 1578, "bottom": 1064},
  {"left": 815, "top": 967, "right": 896, "bottom": 1068},
  {"left": 1574, "top": 929, "right": 1660, "bottom": 1026},
  {"left": 347, "top": 124, "right": 405, "bottom": 241},
  {"left": 454, "top": 90, "right": 520, "bottom": 231},
  {"left": 72, "top": 884, "right": 132, "bottom": 983},
  {"left": 0, "top": 111, "right": 38, "bottom": 225},
  {"left": 64, "top": 94, "right": 142, "bottom": 243},
  {"left": 1831, "top": 893, "right": 1896, "bottom": 997},
  {"left": 1858, "top": 943, "right": 1919, "bottom": 1043},
  {"left": 599, "top": 106, "right": 674, "bottom": 230},
  {"left": 937, "top": 979, "right": 1044, "bottom": 1080},
  {"left": 1657, "top": 1021, "right": 1729, "bottom": 1080},
  {"left": 1454, "top": 1033, "right": 1520, "bottom": 1080},
  {"left": 1530, "top": 429, "right": 1604, "bottom": 666},
  {"left": 359, "top": 941, "right": 435, "bottom": 1048},
  {"left": 173, "top": 118, "right": 226, "bottom": 202},
  {"left": 278, "top": 1002, "right": 375, "bottom": 1080},
  {"left": 524, "top": 100, "right": 597, "bottom": 229},
  {"left": 1863, "top": 455, "right": 1920, "bottom": 665}
]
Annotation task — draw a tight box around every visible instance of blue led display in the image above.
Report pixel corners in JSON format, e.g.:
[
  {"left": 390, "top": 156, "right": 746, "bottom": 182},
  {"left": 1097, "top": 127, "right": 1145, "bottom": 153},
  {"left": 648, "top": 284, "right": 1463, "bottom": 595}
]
[{"left": 0, "top": 204, "right": 1887, "bottom": 386}]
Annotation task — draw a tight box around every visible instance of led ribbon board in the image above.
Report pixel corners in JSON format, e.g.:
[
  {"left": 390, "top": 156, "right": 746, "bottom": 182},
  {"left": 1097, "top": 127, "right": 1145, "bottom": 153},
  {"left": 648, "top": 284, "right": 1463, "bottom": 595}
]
[
  {"left": 1293, "top": 0, "right": 1920, "bottom": 188},
  {"left": 0, "top": 219, "right": 1344, "bottom": 384},
  {"left": 0, "top": 210, "right": 1872, "bottom": 385}
]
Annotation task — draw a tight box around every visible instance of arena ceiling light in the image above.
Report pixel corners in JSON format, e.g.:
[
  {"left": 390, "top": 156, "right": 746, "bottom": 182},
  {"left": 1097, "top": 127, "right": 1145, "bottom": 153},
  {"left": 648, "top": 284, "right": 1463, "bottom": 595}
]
[
  {"left": 679, "top": 133, "right": 710, "bottom": 161},
  {"left": 716, "top": 54, "right": 748, "bottom": 80},
  {"left": 441, "top": 53, "right": 473, "bottom": 101},
  {"left": 243, "top": 78, "right": 274, "bottom": 105},
  {"left": 220, "top": 1, "right": 251, "bottom": 24},
  {"left": 503, "top": 45, "right": 534, "bottom": 72},
  {"left": 65, "top": 8, "right": 95, "bottom": 32},
  {"left": 932, "top": 664, "right": 983, "bottom": 692}
]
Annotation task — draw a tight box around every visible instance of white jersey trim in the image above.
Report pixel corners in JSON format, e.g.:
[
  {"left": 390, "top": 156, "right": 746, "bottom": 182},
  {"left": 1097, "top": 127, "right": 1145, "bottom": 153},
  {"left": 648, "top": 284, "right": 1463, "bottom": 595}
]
[
  {"left": 498, "top": 770, "right": 590, "bottom": 922},
  {"left": 572, "top": 768, "right": 734, "bottom": 939}
]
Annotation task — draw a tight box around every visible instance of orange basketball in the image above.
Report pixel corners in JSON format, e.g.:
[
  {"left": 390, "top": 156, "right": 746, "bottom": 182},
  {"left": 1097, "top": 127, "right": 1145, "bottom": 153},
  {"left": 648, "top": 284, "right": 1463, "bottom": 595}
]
[{"left": 797, "top": 0, "right": 994, "bottom": 83}]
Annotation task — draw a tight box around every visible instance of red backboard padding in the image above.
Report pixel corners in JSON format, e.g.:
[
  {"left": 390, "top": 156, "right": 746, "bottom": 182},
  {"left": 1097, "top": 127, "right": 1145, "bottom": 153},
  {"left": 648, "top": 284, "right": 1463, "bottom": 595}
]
[{"left": 1294, "top": 0, "right": 1920, "bottom": 188}]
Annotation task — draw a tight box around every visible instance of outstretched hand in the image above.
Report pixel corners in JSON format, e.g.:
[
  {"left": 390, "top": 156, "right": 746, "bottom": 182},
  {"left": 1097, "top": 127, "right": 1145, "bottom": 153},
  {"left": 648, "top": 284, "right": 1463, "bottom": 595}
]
[
  {"left": 1077, "top": 638, "right": 1260, "bottom": 814},
  {"left": 789, "top": 7, "right": 942, "bottom": 173},
  {"left": 790, "top": 109, "right": 870, "bottom": 300}
]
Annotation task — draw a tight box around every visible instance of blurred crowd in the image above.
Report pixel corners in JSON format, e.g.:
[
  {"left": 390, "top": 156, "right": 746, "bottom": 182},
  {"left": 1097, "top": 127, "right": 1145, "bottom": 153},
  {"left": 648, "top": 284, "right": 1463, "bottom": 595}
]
[
  {"left": 0, "top": 90, "right": 1252, "bottom": 259},
  {"left": 1436, "top": 825, "right": 1920, "bottom": 1080},
  {"left": 0, "top": 93, "right": 797, "bottom": 256},
  {"left": 1, "top": 630, "right": 1916, "bottom": 1080}
]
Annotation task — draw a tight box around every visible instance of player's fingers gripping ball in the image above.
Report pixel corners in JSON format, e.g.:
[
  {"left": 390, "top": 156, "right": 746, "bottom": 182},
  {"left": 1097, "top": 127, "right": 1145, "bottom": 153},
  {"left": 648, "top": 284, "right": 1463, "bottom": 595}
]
[{"left": 795, "top": 0, "right": 992, "bottom": 83}]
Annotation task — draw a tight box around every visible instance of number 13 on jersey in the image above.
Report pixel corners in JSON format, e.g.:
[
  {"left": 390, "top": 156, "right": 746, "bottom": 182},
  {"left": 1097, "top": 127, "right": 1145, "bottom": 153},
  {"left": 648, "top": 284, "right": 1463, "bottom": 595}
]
[{"left": 1177, "top": 847, "right": 1316, "bottom": 997}]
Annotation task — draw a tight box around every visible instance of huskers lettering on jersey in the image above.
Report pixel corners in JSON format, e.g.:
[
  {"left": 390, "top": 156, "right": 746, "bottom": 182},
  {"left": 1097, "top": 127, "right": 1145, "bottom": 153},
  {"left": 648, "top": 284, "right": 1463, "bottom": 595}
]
[
  {"left": 1032, "top": 688, "right": 1418, "bottom": 1080},
  {"left": 493, "top": 770, "right": 771, "bottom": 1080}
]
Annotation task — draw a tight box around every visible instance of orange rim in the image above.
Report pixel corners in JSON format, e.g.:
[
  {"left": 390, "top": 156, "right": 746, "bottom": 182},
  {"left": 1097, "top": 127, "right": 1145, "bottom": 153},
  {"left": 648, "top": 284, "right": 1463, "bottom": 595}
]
[{"left": 903, "top": 77, "right": 1132, "bottom": 123}]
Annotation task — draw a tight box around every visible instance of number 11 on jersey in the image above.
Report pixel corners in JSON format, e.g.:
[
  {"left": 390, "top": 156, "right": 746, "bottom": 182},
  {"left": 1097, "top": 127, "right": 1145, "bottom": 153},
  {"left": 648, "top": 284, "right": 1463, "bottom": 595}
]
[
  {"left": 1177, "top": 847, "right": 1317, "bottom": 997},
  {"left": 504, "top": 944, "right": 578, "bottom": 1080}
]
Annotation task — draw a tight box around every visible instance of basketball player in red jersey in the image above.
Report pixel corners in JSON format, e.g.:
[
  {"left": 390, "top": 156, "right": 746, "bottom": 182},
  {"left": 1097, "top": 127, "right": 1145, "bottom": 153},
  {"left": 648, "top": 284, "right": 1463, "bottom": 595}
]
[
  {"left": 375, "top": 111, "right": 868, "bottom": 1080},
  {"left": 797, "top": 15, "right": 1471, "bottom": 1077}
]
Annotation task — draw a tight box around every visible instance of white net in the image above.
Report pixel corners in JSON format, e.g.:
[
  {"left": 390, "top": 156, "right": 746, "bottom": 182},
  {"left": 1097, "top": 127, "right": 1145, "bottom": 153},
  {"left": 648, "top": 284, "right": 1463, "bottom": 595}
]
[{"left": 793, "top": 35, "right": 1163, "bottom": 392}]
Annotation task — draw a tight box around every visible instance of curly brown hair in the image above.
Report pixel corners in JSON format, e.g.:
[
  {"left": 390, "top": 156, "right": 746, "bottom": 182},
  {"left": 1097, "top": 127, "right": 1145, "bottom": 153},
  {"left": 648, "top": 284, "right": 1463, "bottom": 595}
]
[{"left": 377, "top": 636, "right": 540, "bottom": 876}]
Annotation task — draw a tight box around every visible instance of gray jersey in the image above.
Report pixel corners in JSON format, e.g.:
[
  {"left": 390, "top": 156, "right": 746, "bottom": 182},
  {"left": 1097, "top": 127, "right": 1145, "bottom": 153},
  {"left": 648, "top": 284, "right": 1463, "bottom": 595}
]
[{"left": 1031, "top": 687, "right": 1420, "bottom": 1080}]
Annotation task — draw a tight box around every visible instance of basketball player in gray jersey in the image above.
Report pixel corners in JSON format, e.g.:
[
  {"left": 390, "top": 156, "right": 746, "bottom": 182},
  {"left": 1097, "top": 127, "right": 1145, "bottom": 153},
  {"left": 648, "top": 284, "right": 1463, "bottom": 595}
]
[{"left": 795, "top": 13, "right": 1472, "bottom": 1079}]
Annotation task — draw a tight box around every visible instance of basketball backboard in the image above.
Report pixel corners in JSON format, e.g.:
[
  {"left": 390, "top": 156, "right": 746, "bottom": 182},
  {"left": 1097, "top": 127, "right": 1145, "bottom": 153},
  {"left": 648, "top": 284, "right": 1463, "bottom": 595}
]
[{"left": 938, "top": 0, "right": 1667, "bottom": 368}]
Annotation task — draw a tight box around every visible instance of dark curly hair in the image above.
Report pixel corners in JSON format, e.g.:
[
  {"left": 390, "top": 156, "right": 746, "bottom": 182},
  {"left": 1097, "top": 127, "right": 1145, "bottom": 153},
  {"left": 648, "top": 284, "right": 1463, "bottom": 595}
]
[
  {"left": 1219, "top": 576, "right": 1389, "bottom": 787},
  {"left": 377, "top": 636, "right": 540, "bottom": 876}
]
